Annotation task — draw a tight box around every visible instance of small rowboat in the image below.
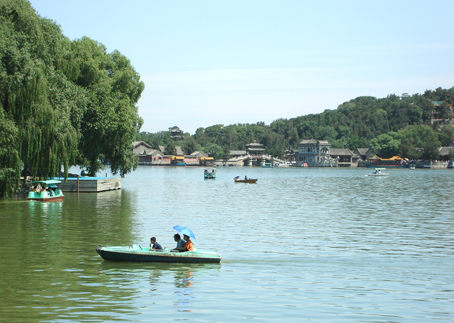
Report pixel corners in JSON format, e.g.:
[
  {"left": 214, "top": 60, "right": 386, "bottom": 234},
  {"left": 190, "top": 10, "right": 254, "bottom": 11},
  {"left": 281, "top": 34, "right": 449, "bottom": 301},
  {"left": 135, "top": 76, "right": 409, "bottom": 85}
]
[
  {"left": 96, "top": 245, "right": 221, "bottom": 264},
  {"left": 234, "top": 176, "right": 258, "bottom": 183}
]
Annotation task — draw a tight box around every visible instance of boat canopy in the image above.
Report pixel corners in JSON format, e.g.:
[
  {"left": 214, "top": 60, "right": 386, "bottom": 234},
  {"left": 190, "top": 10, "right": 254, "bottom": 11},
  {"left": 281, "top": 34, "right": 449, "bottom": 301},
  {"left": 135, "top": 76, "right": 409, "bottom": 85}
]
[
  {"left": 199, "top": 156, "right": 214, "bottom": 160},
  {"left": 374, "top": 168, "right": 387, "bottom": 170},
  {"left": 370, "top": 155, "right": 402, "bottom": 161},
  {"left": 382, "top": 156, "right": 402, "bottom": 161},
  {"left": 30, "top": 180, "right": 61, "bottom": 185},
  {"left": 170, "top": 156, "right": 185, "bottom": 160}
]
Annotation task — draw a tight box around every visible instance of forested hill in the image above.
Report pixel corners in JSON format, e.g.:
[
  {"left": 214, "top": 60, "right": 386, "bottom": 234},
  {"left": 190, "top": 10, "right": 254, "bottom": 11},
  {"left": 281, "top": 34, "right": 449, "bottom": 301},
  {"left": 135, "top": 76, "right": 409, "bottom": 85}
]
[{"left": 137, "top": 87, "right": 454, "bottom": 160}]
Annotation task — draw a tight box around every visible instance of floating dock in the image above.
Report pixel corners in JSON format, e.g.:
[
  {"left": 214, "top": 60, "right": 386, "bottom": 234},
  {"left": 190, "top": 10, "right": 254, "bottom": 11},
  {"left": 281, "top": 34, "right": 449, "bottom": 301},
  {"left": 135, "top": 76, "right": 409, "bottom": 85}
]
[{"left": 55, "top": 176, "right": 121, "bottom": 193}]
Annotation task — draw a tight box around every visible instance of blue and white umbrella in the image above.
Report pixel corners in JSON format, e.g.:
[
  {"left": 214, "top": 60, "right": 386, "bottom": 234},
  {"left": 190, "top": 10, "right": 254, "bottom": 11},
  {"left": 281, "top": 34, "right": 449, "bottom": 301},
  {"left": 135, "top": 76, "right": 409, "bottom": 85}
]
[{"left": 173, "top": 225, "right": 196, "bottom": 239}]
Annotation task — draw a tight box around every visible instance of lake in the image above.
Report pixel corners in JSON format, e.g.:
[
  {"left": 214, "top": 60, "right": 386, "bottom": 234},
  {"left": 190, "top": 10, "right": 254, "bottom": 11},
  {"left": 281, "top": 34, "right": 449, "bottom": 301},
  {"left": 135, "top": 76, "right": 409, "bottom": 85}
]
[{"left": 1, "top": 166, "right": 453, "bottom": 322}]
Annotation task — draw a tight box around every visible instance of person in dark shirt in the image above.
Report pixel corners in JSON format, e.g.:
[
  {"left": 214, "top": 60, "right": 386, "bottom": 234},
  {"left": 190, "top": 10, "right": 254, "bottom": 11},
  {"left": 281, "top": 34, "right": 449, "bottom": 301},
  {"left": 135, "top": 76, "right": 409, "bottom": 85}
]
[
  {"left": 172, "top": 234, "right": 186, "bottom": 251},
  {"left": 150, "top": 237, "right": 163, "bottom": 251}
]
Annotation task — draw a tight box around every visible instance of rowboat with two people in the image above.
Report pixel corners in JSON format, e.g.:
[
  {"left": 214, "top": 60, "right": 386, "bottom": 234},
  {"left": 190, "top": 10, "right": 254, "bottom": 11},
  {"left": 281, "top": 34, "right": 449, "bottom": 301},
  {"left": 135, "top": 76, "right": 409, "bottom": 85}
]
[
  {"left": 96, "top": 225, "right": 221, "bottom": 264},
  {"left": 234, "top": 176, "right": 258, "bottom": 183},
  {"left": 28, "top": 180, "right": 64, "bottom": 201}
]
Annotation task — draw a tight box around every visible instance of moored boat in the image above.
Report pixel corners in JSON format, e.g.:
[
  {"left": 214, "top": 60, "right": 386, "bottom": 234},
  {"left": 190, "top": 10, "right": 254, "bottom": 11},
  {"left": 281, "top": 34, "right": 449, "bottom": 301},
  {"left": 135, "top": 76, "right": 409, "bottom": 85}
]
[
  {"left": 366, "top": 155, "right": 406, "bottom": 168},
  {"left": 170, "top": 156, "right": 186, "bottom": 166},
  {"left": 96, "top": 245, "right": 221, "bottom": 263},
  {"left": 275, "top": 162, "right": 292, "bottom": 167},
  {"left": 28, "top": 180, "right": 64, "bottom": 201}
]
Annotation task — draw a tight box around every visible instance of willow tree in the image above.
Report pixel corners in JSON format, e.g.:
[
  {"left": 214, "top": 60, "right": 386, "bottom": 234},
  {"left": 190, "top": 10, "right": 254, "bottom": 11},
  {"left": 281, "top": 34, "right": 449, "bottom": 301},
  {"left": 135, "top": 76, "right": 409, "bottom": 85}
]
[
  {"left": 0, "top": 0, "right": 84, "bottom": 197},
  {"left": 0, "top": 0, "right": 144, "bottom": 197}
]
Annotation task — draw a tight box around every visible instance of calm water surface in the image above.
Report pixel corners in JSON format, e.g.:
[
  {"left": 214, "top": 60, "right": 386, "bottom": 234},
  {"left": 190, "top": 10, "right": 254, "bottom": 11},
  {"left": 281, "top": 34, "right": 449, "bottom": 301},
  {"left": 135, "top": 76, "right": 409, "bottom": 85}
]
[{"left": 0, "top": 166, "right": 453, "bottom": 322}]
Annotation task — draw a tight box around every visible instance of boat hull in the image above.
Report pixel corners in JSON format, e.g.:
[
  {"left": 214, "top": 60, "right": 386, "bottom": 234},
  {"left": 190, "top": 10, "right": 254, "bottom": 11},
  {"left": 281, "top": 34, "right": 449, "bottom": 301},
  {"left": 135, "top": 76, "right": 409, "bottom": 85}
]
[
  {"left": 27, "top": 191, "right": 64, "bottom": 202},
  {"left": 28, "top": 195, "right": 64, "bottom": 202},
  {"left": 234, "top": 179, "right": 258, "bottom": 183},
  {"left": 170, "top": 162, "right": 186, "bottom": 166},
  {"left": 96, "top": 246, "right": 221, "bottom": 264}
]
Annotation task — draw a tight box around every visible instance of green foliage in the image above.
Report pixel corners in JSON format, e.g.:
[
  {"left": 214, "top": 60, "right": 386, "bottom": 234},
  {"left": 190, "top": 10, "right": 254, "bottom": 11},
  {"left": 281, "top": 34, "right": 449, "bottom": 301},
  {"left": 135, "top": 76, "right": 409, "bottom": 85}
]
[
  {"left": 164, "top": 141, "right": 176, "bottom": 155},
  {"left": 369, "top": 132, "right": 401, "bottom": 158},
  {"left": 0, "top": 0, "right": 144, "bottom": 196},
  {"left": 438, "top": 125, "right": 454, "bottom": 146},
  {"left": 137, "top": 87, "right": 454, "bottom": 162},
  {"left": 204, "top": 143, "right": 223, "bottom": 159}
]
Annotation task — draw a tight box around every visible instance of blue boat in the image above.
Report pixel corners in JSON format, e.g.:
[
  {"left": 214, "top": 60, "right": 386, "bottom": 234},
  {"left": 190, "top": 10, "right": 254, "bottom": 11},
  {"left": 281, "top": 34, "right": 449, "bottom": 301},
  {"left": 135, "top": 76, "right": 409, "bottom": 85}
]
[
  {"left": 96, "top": 245, "right": 221, "bottom": 263},
  {"left": 170, "top": 156, "right": 186, "bottom": 166}
]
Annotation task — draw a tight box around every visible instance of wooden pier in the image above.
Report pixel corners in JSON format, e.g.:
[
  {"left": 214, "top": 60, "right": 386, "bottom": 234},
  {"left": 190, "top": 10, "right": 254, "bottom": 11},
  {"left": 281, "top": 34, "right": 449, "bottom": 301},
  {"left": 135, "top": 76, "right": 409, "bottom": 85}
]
[{"left": 56, "top": 176, "right": 121, "bottom": 193}]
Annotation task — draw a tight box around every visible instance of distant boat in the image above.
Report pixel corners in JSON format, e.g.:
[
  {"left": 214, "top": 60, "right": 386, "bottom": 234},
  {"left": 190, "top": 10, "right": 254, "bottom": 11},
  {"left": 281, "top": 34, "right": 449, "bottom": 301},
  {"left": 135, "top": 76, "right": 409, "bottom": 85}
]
[
  {"left": 275, "top": 162, "right": 292, "bottom": 167},
  {"left": 204, "top": 169, "right": 216, "bottom": 179},
  {"left": 28, "top": 180, "right": 64, "bottom": 201},
  {"left": 366, "top": 168, "right": 389, "bottom": 176},
  {"left": 262, "top": 162, "right": 273, "bottom": 168},
  {"left": 234, "top": 176, "right": 258, "bottom": 183}
]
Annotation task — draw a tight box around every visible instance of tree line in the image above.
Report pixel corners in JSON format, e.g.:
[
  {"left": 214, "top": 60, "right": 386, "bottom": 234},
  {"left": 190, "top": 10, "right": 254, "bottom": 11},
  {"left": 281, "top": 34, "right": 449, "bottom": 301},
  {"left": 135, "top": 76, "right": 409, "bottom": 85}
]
[
  {"left": 137, "top": 87, "right": 454, "bottom": 161},
  {"left": 0, "top": 0, "right": 144, "bottom": 197}
]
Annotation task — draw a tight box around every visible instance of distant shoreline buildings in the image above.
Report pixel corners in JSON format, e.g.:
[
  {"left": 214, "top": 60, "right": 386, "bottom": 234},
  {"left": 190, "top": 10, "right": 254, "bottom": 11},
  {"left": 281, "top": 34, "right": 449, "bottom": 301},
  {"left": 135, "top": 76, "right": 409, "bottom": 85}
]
[{"left": 133, "top": 139, "right": 454, "bottom": 169}]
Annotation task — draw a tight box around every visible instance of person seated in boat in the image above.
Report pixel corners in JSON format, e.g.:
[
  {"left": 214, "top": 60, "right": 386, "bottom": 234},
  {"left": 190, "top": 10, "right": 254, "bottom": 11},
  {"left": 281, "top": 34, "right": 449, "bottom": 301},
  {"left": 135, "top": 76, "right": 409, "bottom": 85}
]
[
  {"left": 149, "top": 237, "right": 163, "bottom": 251},
  {"left": 244, "top": 175, "right": 247, "bottom": 180},
  {"left": 184, "top": 235, "right": 194, "bottom": 251},
  {"left": 171, "top": 234, "right": 186, "bottom": 251},
  {"left": 175, "top": 234, "right": 194, "bottom": 252}
]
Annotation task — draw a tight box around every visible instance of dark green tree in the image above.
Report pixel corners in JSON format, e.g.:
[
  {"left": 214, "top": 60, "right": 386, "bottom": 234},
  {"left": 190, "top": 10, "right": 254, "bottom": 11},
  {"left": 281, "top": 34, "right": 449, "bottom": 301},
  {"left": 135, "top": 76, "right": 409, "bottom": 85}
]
[
  {"left": 164, "top": 141, "right": 176, "bottom": 155},
  {"left": 369, "top": 132, "right": 401, "bottom": 158}
]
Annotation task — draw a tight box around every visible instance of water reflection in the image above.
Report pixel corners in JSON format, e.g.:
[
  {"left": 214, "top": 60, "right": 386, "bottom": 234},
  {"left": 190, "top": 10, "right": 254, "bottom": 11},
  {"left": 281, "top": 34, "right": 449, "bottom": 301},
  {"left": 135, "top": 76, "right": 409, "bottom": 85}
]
[
  {"left": 28, "top": 200, "right": 63, "bottom": 216},
  {"left": 98, "top": 262, "right": 219, "bottom": 313}
]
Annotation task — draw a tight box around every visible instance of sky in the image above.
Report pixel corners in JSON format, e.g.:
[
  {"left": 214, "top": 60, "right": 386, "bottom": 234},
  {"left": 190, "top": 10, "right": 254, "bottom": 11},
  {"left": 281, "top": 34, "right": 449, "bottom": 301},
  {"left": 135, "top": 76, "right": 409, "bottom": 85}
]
[{"left": 29, "top": 0, "right": 454, "bottom": 135}]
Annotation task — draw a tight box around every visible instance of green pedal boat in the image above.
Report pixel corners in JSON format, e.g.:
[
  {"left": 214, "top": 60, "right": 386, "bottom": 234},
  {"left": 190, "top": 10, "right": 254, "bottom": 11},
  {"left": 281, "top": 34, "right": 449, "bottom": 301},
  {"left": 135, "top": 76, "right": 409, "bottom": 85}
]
[
  {"left": 28, "top": 180, "right": 64, "bottom": 202},
  {"left": 96, "top": 245, "right": 221, "bottom": 263}
]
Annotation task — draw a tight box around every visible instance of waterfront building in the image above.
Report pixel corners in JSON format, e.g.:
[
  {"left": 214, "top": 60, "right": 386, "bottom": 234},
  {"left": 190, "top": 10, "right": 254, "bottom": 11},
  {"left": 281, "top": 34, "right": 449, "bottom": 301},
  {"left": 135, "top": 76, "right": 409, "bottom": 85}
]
[
  {"left": 329, "top": 148, "right": 354, "bottom": 167},
  {"left": 284, "top": 149, "right": 296, "bottom": 164},
  {"left": 297, "top": 139, "right": 338, "bottom": 167},
  {"left": 132, "top": 141, "right": 153, "bottom": 155},
  {"left": 133, "top": 141, "right": 163, "bottom": 165},
  {"left": 246, "top": 141, "right": 265, "bottom": 155}
]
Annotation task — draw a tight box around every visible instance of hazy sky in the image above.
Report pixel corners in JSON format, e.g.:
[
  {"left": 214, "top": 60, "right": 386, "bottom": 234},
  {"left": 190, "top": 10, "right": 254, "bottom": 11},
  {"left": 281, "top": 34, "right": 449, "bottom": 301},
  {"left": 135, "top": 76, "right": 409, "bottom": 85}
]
[{"left": 29, "top": 0, "right": 454, "bottom": 134}]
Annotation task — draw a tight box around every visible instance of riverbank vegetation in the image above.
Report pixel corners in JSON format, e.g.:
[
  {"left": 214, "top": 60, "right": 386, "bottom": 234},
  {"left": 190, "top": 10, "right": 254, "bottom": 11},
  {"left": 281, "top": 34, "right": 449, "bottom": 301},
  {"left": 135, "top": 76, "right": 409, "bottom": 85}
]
[
  {"left": 137, "top": 88, "right": 454, "bottom": 161},
  {"left": 0, "top": 0, "right": 144, "bottom": 197}
]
